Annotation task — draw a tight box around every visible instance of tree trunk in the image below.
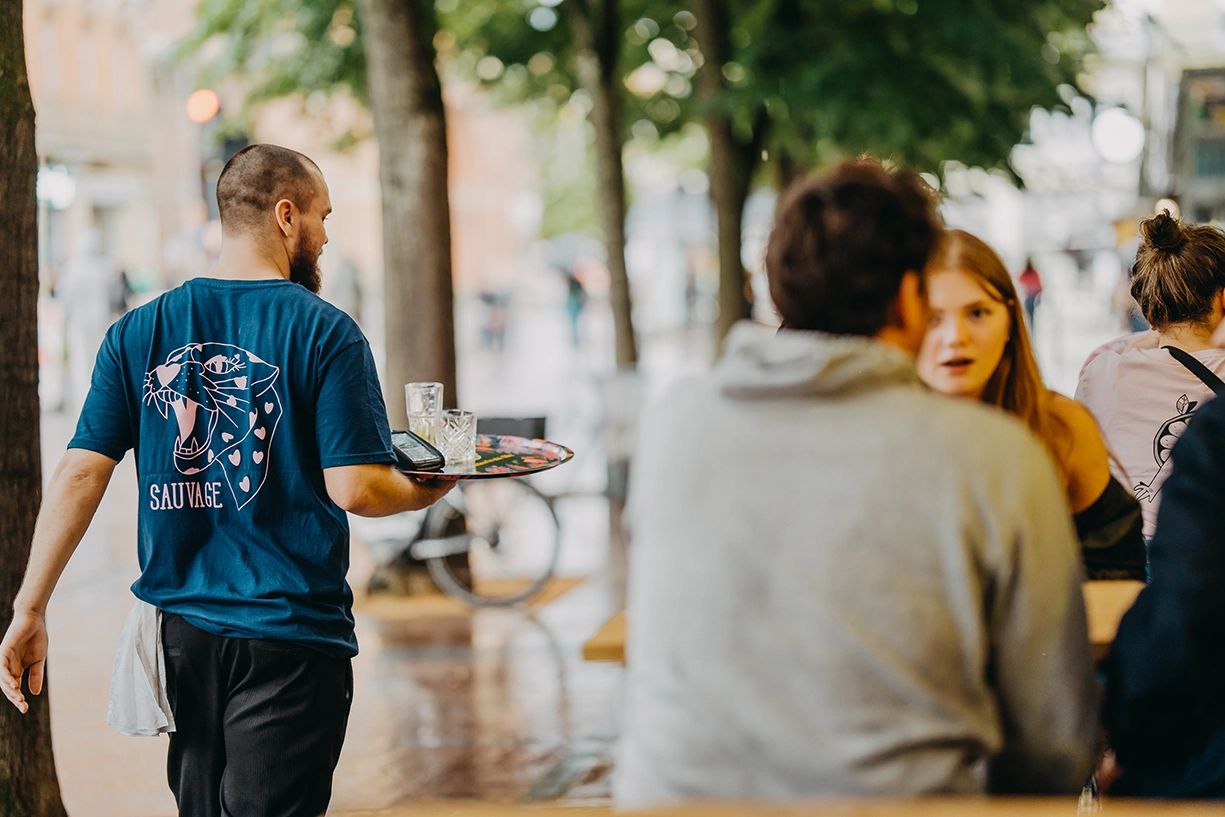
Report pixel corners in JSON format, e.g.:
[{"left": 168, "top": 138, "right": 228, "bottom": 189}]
[
  {"left": 776, "top": 149, "right": 806, "bottom": 193},
  {"left": 708, "top": 118, "right": 752, "bottom": 343},
  {"left": 0, "top": 2, "right": 69, "bottom": 813},
  {"left": 692, "top": 0, "right": 765, "bottom": 346},
  {"left": 567, "top": 0, "right": 638, "bottom": 369},
  {"left": 360, "top": 0, "right": 458, "bottom": 421}
]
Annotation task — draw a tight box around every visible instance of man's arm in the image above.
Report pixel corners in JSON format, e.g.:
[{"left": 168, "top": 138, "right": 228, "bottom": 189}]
[
  {"left": 1, "top": 448, "right": 117, "bottom": 713},
  {"left": 323, "top": 464, "right": 454, "bottom": 517},
  {"left": 988, "top": 444, "right": 1099, "bottom": 794},
  {"left": 313, "top": 336, "right": 455, "bottom": 517}
]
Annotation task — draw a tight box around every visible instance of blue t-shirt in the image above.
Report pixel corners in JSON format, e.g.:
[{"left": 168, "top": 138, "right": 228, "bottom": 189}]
[{"left": 70, "top": 277, "right": 396, "bottom": 658}]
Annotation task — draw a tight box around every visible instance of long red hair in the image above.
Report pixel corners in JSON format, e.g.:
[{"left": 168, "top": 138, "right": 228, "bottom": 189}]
[{"left": 927, "top": 230, "right": 1071, "bottom": 477}]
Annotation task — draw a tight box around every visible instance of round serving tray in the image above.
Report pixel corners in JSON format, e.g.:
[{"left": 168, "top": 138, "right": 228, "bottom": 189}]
[{"left": 400, "top": 433, "right": 574, "bottom": 480}]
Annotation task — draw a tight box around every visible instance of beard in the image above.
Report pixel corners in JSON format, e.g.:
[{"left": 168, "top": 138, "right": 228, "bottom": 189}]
[{"left": 289, "top": 238, "right": 322, "bottom": 294}]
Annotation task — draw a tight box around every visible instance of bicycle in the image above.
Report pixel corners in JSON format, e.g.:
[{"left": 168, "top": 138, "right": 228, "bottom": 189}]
[
  {"left": 371, "top": 417, "right": 564, "bottom": 608},
  {"left": 368, "top": 370, "right": 636, "bottom": 608}
]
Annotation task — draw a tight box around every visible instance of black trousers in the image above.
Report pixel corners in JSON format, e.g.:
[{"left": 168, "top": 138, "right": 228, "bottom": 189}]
[{"left": 162, "top": 613, "right": 353, "bottom": 817}]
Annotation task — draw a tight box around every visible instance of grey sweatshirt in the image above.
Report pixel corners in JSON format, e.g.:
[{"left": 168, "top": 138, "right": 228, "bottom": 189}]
[{"left": 613, "top": 323, "right": 1098, "bottom": 808}]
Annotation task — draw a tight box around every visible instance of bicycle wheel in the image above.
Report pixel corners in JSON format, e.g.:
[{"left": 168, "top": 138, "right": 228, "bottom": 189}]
[{"left": 422, "top": 478, "right": 561, "bottom": 607}]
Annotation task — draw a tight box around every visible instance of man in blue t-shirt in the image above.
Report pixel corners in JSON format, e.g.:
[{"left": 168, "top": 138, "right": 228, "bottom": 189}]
[{"left": 0, "top": 144, "right": 453, "bottom": 815}]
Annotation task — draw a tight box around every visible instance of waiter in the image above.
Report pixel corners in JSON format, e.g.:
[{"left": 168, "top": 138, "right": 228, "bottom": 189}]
[{"left": 0, "top": 144, "right": 452, "bottom": 816}]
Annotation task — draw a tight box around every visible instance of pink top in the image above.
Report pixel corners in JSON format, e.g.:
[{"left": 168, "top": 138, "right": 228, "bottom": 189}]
[{"left": 1075, "top": 331, "right": 1225, "bottom": 539}]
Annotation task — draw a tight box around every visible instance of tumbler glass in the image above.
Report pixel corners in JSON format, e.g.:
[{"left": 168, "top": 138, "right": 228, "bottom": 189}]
[
  {"left": 405, "top": 382, "right": 443, "bottom": 444},
  {"left": 437, "top": 409, "right": 477, "bottom": 465}
]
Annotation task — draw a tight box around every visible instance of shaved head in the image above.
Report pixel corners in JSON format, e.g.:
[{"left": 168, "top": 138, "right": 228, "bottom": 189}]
[
  {"left": 216, "top": 144, "right": 323, "bottom": 236},
  {"left": 216, "top": 144, "right": 331, "bottom": 293}
]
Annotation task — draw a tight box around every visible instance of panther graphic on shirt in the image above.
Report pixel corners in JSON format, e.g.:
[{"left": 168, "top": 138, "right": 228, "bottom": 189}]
[
  {"left": 1134, "top": 393, "right": 1196, "bottom": 505},
  {"left": 142, "top": 343, "right": 282, "bottom": 510}
]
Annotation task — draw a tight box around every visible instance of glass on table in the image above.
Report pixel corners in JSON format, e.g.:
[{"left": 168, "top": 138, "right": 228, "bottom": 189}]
[
  {"left": 405, "top": 382, "right": 443, "bottom": 444},
  {"left": 437, "top": 409, "right": 477, "bottom": 465}
]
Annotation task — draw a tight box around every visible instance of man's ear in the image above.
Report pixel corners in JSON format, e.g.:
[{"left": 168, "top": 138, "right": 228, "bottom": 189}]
[
  {"left": 897, "top": 270, "right": 929, "bottom": 342},
  {"left": 274, "top": 199, "right": 294, "bottom": 237},
  {"left": 878, "top": 270, "right": 928, "bottom": 356}
]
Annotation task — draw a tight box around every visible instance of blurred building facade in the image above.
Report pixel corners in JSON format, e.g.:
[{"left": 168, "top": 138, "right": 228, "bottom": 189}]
[{"left": 25, "top": 0, "right": 209, "bottom": 293}]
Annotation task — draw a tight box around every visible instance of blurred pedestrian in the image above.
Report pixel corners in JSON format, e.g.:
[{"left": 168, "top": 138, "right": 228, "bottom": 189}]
[
  {"left": 918, "top": 230, "right": 1145, "bottom": 580},
  {"left": 478, "top": 290, "right": 509, "bottom": 352},
  {"left": 1017, "top": 257, "right": 1042, "bottom": 327},
  {"left": 110, "top": 269, "right": 135, "bottom": 316},
  {"left": 564, "top": 269, "right": 586, "bottom": 347},
  {"left": 57, "top": 227, "right": 117, "bottom": 412},
  {"left": 327, "top": 257, "right": 363, "bottom": 324},
  {"left": 0, "top": 144, "right": 453, "bottom": 817},
  {"left": 1075, "top": 211, "right": 1225, "bottom": 543},
  {"left": 615, "top": 160, "right": 1097, "bottom": 808}
]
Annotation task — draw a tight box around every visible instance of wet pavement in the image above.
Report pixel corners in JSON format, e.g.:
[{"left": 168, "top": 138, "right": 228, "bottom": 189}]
[{"left": 334, "top": 591, "right": 624, "bottom": 809}]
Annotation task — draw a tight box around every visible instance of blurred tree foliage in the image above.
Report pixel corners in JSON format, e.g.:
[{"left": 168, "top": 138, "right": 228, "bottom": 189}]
[
  {"left": 439, "top": 0, "right": 1101, "bottom": 341},
  {"left": 183, "top": 0, "right": 1102, "bottom": 349},
  {"left": 438, "top": 0, "right": 697, "bottom": 136},
  {"left": 688, "top": 0, "right": 1103, "bottom": 337},
  {"left": 439, "top": 0, "right": 673, "bottom": 367},
  {"left": 437, "top": 2, "right": 720, "bottom": 365},
  {"left": 181, "top": 0, "right": 368, "bottom": 122},
  {"left": 715, "top": 0, "right": 1101, "bottom": 179}
]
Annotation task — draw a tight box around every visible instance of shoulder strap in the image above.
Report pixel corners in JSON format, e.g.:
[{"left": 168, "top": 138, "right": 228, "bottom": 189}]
[{"left": 1163, "top": 345, "right": 1225, "bottom": 396}]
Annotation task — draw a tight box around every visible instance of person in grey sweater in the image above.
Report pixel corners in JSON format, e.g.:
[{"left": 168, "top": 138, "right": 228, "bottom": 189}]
[{"left": 613, "top": 161, "right": 1098, "bottom": 808}]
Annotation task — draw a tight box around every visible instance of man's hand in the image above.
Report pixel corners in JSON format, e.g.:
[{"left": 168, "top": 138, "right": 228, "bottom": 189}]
[
  {"left": 407, "top": 477, "right": 456, "bottom": 508},
  {"left": 1095, "top": 748, "right": 1122, "bottom": 795},
  {"left": 0, "top": 609, "right": 49, "bottom": 714},
  {"left": 0, "top": 448, "right": 117, "bottom": 713}
]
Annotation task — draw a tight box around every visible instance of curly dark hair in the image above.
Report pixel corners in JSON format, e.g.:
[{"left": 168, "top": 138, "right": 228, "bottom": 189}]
[
  {"left": 765, "top": 159, "right": 941, "bottom": 336},
  {"left": 1131, "top": 211, "right": 1225, "bottom": 331}
]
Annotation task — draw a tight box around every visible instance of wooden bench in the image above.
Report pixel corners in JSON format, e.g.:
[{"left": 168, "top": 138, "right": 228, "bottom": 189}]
[{"left": 582, "top": 581, "right": 1146, "bottom": 665}]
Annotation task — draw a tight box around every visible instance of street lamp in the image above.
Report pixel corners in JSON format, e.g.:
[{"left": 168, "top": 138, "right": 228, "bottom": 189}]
[
  {"left": 1092, "top": 107, "right": 1146, "bottom": 164},
  {"left": 186, "top": 89, "right": 220, "bottom": 124}
]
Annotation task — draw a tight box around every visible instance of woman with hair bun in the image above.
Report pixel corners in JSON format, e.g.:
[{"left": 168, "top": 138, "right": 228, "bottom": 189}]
[
  {"left": 919, "top": 229, "right": 1145, "bottom": 580},
  {"left": 1076, "top": 211, "right": 1225, "bottom": 545}
]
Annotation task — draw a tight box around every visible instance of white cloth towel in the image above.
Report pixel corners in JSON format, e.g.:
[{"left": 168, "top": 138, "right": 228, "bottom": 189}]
[{"left": 107, "top": 600, "right": 176, "bottom": 736}]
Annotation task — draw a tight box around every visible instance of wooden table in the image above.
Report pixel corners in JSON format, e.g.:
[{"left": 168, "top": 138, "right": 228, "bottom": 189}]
[
  {"left": 581, "top": 609, "right": 626, "bottom": 662},
  {"left": 1083, "top": 579, "right": 1145, "bottom": 661},
  {"left": 582, "top": 581, "right": 1146, "bottom": 665},
  {"left": 345, "top": 796, "right": 1225, "bottom": 815}
]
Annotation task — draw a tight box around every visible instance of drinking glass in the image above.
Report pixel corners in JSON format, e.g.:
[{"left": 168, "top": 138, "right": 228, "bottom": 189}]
[
  {"left": 437, "top": 409, "right": 477, "bottom": 465},
  {"left": 405, "top": 382, "right": 443, "bottom": 444}
]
